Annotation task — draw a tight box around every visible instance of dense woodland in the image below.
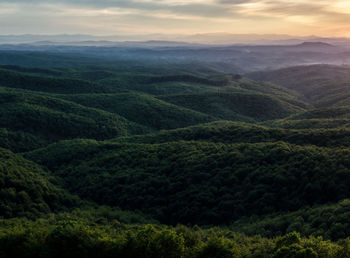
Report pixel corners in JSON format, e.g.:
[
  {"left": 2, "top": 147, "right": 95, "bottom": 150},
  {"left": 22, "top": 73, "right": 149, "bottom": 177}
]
[{"left": 2, "top": 51, "right": 350, "bottom": 257}]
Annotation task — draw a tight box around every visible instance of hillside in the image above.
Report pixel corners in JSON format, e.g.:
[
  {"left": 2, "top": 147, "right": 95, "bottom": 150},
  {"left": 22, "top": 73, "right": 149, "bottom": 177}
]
[
  {"left": 232, "top": 198, "right": 350, "bottom": 241},
  {"left": 0, "top": 147, "right": 78, "bottom": 218},
  {"left": 143, "top": 74, "right": 230, "bottom": 86},
  {"left": 0, "top": 68, "right": 112, "bottom": 94},
  {"left": 246, "top": 64, "right": 350, "bottom": 107},
  {"left": 59, "top": 92, "right": 214, "bottom": 130},
  {"left": 114, "top": 120, "right": 350, "bottom": 148},
  {"left": 3, "top": 51, "right": 350, "bottom": 257},
  {"left": 159, "top": 92, "right": 305, "bottom": 121},
  {"left": 0, "top": 89, "right": 148, "bottom": 151},
  {"left": 0, "top": 65, "right": 63, "bottom": 76},
  {"left": 99, "top": 76, "right": 224, "bottom": 95},
  {"left": 267, "top": 106, "right": 350, "bottom": 129},
  {"left": 26, "top": 139, "right": 350, "bottom": 225}
]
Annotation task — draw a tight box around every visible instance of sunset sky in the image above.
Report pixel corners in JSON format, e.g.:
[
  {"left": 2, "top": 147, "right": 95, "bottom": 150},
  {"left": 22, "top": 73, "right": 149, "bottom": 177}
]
[{"left": 1, "top": 0, "right": 350, "bottom": 37}]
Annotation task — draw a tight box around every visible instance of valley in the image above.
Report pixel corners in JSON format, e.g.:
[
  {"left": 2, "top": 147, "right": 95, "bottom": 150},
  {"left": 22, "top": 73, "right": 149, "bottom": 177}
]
[{"left": 2, "top": 46, "right": 350, "bottom": 257}]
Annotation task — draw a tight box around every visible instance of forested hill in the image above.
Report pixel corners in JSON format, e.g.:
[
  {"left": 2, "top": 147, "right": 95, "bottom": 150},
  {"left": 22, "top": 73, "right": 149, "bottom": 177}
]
[
  {"left": 246, "top": 64, "right": 350, "bottom": 106},
  {"left": 3, "top": 52, "right": 350, "bottom": 257}
]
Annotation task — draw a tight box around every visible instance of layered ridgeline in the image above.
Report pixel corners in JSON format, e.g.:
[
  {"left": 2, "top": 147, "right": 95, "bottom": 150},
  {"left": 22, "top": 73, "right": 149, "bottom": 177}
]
[
  {"left": 267, "top": 106, "right": 350, "bottom": 129},
  {"left": 247, "top": 65, "right": 350, "bottom": 129},
  {"left": 0, "top": 65, "right": 308, "bottom": 152},
  {"left": 59, "top": 92, "right": 214, "bottom": 130},
  {"left": 3, "top": 56, "right": 350, "bottom": 257},
  {"left": 246, "top": 64, "right": 350, "bottom": 107},
  {"left": 114, "top": 120, "right": 350, "bottom": 147},
  {"left": 0, "top": 68, "right": 113, "bottom": 94},
  {"left": 0, "top": 89, "right": 149, "bottom": 152},
  {"left": 158, "top": 92, "right": 304, "bottom": 122}
]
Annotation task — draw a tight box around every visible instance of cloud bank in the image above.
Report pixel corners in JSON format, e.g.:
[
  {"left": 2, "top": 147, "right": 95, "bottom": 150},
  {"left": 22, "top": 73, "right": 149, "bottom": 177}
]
[{"left": 1, "top": 0, "right": 349, "bottom": 37}]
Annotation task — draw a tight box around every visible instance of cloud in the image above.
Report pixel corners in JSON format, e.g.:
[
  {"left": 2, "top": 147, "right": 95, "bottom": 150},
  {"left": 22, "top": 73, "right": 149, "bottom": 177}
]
[{"left": 0, "top": 0, "right": 350, "bottom": 36}]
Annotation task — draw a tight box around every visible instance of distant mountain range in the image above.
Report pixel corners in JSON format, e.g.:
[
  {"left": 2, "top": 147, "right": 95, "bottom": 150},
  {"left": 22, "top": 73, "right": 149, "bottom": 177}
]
[
  {"left": 0, "top": 39, "right": 348, "bottom": 73},
  {"left": 1, "top": 33, "right": 350, "bottom": 46},
  {"left": 27, "top": 40, "right": 206, "bottom": 48}
]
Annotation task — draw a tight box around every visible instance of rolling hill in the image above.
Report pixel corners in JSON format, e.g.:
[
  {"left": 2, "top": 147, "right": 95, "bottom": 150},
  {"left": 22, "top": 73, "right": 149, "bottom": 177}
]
[
  {"left": 0, "top": 89, "right": 149, "bottom": 151},
  {"left": 246, "top": 64, "right": 350, "bottom": 107},
  {"left": 266, "top": 106, "right": 350, "bottom": 129},
  {"left": 0, "top": 68, "right": 112, "bottom": 94},
  {"left": 159, "top": 92, "right": 305, "bottom": 122},
  {"left": 232, "top": 198, "right": 350, "bottom": 241},
  {"left": 114, "top": 120, "right": 350, "bottom": 148},
  {"left": 26, "top": 139, "right": 350, "bottom": 226},
  {"left": 59, "top": 92, "right": 214, "bottom": 130},
  {"left": 3, "top": 50, "right": 350, "bottom": 257}
]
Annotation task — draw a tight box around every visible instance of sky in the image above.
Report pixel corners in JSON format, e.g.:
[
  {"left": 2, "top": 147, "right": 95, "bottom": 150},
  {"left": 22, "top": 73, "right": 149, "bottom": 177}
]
[{"left": 1, "top": 0, "right": 350, "bottom": 37}]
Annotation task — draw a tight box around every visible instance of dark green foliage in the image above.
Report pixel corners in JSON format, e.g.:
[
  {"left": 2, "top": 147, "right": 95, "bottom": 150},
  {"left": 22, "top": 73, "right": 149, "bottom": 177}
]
[
  {"left": 273, "top": 232, "right": 318, "bottom": 258},
  {"left": 0, "top": 128, "right": 45, "bottom": 152},
  {"left": 267, "top": 106, "right": 350, "bottom": 129},
  {"left": 196, "top": 238, "right": 235, "bottom": 258},
  {"left": 287, "top": 106, "right": 350, "bottom": 120},
  {"left": 0, "top": 214, "right": 184, "bottom": 258},
  {"left": 0, "top": 89, "right": 149, "bottom": 152},
  {"left": 0, "top": 214, "right": 347, "bottom": 258},
  {"left": 0, "top": 68, "right": 111, "bottom": 94},
  {"left": 246, "top": 64, "right": 350, "bottom": 107},
  {"left": 115, "top": 120, "right": 350, "bottom": 148},
  {"left": 43, "top": 222, "right": 94, "bottom": 258},
  {"left": 98, "top": 73, "right": 306, "bottom": 107},
  {"left": 268, "top": 118, "right": 350, "bottom": 129},
  {"left": 144, "top": 74, "right": 229, "bottom": 86},
  {"left": 101, "top": 77, "right": 220, "bottom": 95},
  {"left": 2, "top": 54, "right": 350, "bottom": 256},
  {"left": 0, "top": 51, "right": 111, "bottom": 68},
  {"left": 0, "top": 65, "right": 63, "bottom": 76},
  {"left": 159, "top": 92, "right": 304, "bottom": 121},
  {"left": 230, "top": 79, "right": 305, "bottom": 105},
  {"left": 0, "top": 147, "right": 78, "bottom": 218},
  {"left": 26, "top": 140, "right": 350, "bottom": 225},
  {"left": 232, "top": 199, "right": 350, "bottom": 241},
  {"left": 60, "top": 92, "right": 214, "bottom": 130}
]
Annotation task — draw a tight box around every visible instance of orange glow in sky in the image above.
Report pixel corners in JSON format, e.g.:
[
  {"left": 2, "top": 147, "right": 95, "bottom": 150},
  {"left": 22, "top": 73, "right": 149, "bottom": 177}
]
[{"left": 1, "top": 0, "right": 350, "bottom": 37}]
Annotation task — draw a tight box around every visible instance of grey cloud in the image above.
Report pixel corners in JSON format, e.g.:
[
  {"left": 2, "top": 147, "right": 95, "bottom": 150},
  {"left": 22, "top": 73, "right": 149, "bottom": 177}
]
[
  {"left": 0, "top": 0, "right": 328, "bottom": 18},
  {"left": 0, "top": 0, "right": 349, "bottom": 36}
]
